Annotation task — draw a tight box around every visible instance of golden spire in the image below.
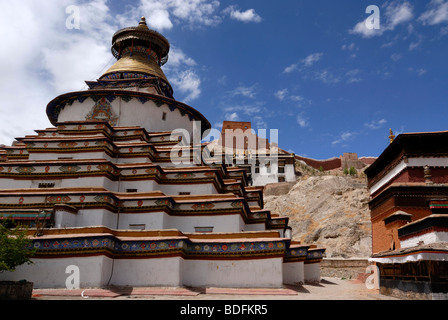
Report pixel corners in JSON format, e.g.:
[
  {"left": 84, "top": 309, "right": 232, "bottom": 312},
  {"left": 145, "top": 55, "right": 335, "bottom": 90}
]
[
  {"left": 138, "top": 16, "right": 148, "bottom": 28},
  {"left": 389, "top": 128, "right": 395, "bottom": 144}
]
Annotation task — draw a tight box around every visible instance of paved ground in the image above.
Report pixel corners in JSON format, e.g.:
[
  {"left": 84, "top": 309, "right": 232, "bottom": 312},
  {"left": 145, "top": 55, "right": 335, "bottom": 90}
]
[{"left": 31, "top": 277, "right": 399, "bottom": 300}]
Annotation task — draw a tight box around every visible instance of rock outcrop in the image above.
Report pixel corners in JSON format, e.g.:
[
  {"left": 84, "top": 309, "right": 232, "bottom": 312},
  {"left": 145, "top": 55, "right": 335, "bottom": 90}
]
[{"left": 264, "top": 175, "right": 372, "bottom": 258}]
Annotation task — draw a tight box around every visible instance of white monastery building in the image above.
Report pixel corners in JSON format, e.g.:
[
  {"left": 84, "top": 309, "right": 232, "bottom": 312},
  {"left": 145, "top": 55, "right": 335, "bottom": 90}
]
[{"left": 0, "top": 18, "right": 324, "bottom": 289}]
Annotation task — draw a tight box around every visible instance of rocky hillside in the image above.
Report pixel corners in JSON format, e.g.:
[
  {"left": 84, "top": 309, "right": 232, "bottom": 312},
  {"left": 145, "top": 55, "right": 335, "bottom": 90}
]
[{"left": 264, "top": 175, "right": 372, "bottom": 258}]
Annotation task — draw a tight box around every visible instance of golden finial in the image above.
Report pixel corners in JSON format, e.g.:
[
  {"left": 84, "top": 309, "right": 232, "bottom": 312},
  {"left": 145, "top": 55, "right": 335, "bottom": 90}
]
[
  {"left": 389, "top": 128, "right": 395, "bottom": 144},
  {"left": 139, "top": 16, "right": 147, "bottom": 26}
]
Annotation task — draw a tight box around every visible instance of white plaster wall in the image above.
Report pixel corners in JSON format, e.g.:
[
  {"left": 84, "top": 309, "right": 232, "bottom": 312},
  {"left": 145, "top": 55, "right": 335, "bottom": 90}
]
[
  {"left": 57, "top": 98, "right": 197, "bottom": 136},
  {"left": 0, "top": 255, "right": 288, "bottom": 288},
  {"left": 54, "top": 209, "right": 251, "bottom": 232},
  {"left": 157, "top": 183, "right": 218, "bottom": 195},
  {"left": 57, "top": 209, "right": 168, "bottom": 230},
  {"left": 400, "top": 231, "right": 448, "bottom": 248},
  {"left": 110, "top": 257, "right": 183, "bottom": 287},
  {"left": 252, "top": 173, "right": 279, "bottom": 186},
  {"left": 118, "top": 180, "right": 156, "bottom": 193},
  {"left": 244, "top": 223, "right": 269, "bottom": 232},
  {"left": 59, "top": 176, "right": 113, "bottom": 190},
  {"left": 72, "top": 209, "right": 117, "bottom": 229},
  {"left": 165, "top": 214, "right": 244, "bottom": 233},
  {"left": 116, "top": 157, "right": 151, "bottom": 164},
  {"left": 304, "top": 263, "right": 321, "bottom": 283},
  {"left": 0, "top": 179, "right": 33, "bottom": 189},
  {"left": 29, "top": 152, "right": 114, "bottom": 161},
  {"left": 118, "top": 211, "right": 166, "bottom": 230},
  {"left": 0, "top": 256, "right": 113, "bottom": 288},
  {"left": 182, "top": 257, "right": 284, "bottom": 288},
  {"left": 0, "top": 176, "right": 113, "bottom": 191},
  {"left": 282, "top": 261, "right": 304, "bottom": 285},
  {"left": 285, "top": 164, "right": 296, "bottom": 182},
  {"left": 54, "top": 209, "right": 78, "bottom": 228}
]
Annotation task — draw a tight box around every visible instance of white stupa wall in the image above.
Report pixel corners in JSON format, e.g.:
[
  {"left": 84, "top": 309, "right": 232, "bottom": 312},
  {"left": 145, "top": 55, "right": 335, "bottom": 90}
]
[
  {"left": 56, "top": 99, "right": 199, "bottom": 137},
  {"left": 182, "top": 257, "right": 284, "bottom": 288},
  {"left": 304, "top": 263, "right": 321, "bottom": 283},
  {"left": 0, "top": 256, "right": 113, "bottom": 288},
  {"left": 1, "top": 255, "right": 296, "bottom": 288},
  {"left": 54, "top": 209, "right": 251, "bottom": 233},
  {"left": 0, "top": 177, "right": 218, "bottom": 195},
  {"left": 283, "top": 261, "right": 305, "bottom": 285}
]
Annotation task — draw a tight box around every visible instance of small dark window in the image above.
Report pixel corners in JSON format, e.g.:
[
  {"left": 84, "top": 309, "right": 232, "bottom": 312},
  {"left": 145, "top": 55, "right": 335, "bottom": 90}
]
[
  {"left": 278, "top": 176, "right": 286, "bottom": 182},
  {"left": 39, "top": 183, "right": 55, "bottom": 188},
  {"left": 278, "top": 166, "right": 285, "bottom": 173},
  {"left": 162, "top": 112, "right": 167, "bottom": 120},
  {"left": 195, "top": 226, "right": 214, "bottom": 233},
  {"left": 129, "top": 224, "right": 145, "bottom": 230},
  {"left": 179, "top": 192, "right": 191, "bottom": 195},
  {"left": 126, "top": 189, "right": 138, "bottom": 193}
]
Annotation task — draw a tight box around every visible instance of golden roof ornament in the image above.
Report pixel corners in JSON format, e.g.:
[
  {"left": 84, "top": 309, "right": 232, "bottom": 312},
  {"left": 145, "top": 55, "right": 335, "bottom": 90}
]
[
  {"left": 389, "top": 128, "right": 395, "bottom": 144},
  {"left": 109, "top": 16, "right": 170, "bottom": 65}
]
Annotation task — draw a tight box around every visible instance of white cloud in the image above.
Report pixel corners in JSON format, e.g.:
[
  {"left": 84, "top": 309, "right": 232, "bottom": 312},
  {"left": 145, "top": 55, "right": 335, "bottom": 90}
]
[
  {"left": 225, "top": 6, "right": 262, "bottom": 23},
  {"left": 0, "top": 0, "right": 116, "bottom": 145},
  {"left": 165, "top": 46, "right": 197, "bottom": 67},
  {"left": 138, "top": 0, "right": 222, "bottom": 30},
  {"left": 302, "top": 53, "right": 323, "bottom": 67},
  {"left": 419, "top": 0, "right": 448, "bottom": 25},
  {"left": 227, "top": 84, "right": 258, "bottom": 99},
  {"left": 332, "top": 132, "right": 356, "bottom": 145},
  {"left": 390, "top": 53, "right": 403, "bottom": 62},
  {"left": 350, "top": 1, "right": 414, "bottom": 38},
  {"left": 408, "top": 67, "right": 427, "bottom": 76},
  {"left": 345, "top": 69, "right": 362, "bottom": 83},
  {"left": 275, "top": 89, "right": 305, "bottom": 103},
  {"left": 163, "top": 47, "right": 202, "bottom": 102},
  {"left": 226, "top": 112, "right": 239, "bottom": 121},
  {"left": 350, "top": 20, "right": 382, "bottom": 38},
  {"left": 170, "top": 70, "right": 202, "bottom": 102},
  {"left": 296, "top": 113, "right": 309, "bottom": 128},
  {"left": 283, "top": 63, "right": 299, "bottom": 74},
  {"left": 409, "top": 35, "right": 423, "bottom": 51},
  {"left": 364, "top": 119, "right": 387, "bottom": 129},
  {"left": 275, "top": 89, "right": 288, "bottom": 101},
  {"left": 312, "top": 70, "right": 341, "bottom": 84},
  {"left": 0, "top": 0, "right": 217, "bottom": 145},
  {"left": 341, "top": 43, "right": 357, "bottom": 51},
  {"left": 290, "top": 95, "right": 304, "bottom": 102},
  {"left": 283, "top": 53, "right": 323, "bottom": 73},
  {"left": 386, "top": 1, "right": 414, "bottom": 30}
]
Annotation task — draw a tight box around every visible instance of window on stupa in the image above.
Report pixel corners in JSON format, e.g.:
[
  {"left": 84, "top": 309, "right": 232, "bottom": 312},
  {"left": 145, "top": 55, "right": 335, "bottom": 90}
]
[
  {"left": 195, "top": 226, "right": 213, "bottom": 233},
  {"left": 129, "top": 224, "right": 145, "bottom": 230},
  {"left": 39, "top": 183, "right": 55, "bottom": 188}
]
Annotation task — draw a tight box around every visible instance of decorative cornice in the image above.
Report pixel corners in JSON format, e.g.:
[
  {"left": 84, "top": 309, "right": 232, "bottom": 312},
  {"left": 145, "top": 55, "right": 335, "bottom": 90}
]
[
  {"left": 24, "top": 227, "right": 323, "bottom": 262},
  {"left": 45, "top": 90, "right": 211, "bottom": 134},
  {"left": 0, "top": 189, "right": 272, "bottom": 226}
]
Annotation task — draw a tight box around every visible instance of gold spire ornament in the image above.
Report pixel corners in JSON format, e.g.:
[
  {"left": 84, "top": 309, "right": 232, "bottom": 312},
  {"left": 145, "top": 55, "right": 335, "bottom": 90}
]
[{"left": 389, "top": 129, "right": 395, "bottom": 144}]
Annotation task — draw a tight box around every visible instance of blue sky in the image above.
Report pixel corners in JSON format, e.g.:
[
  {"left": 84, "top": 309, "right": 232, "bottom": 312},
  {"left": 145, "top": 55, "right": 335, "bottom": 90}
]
[{"left": 1, "top": 1, "right": 448, "bottom": 160}]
